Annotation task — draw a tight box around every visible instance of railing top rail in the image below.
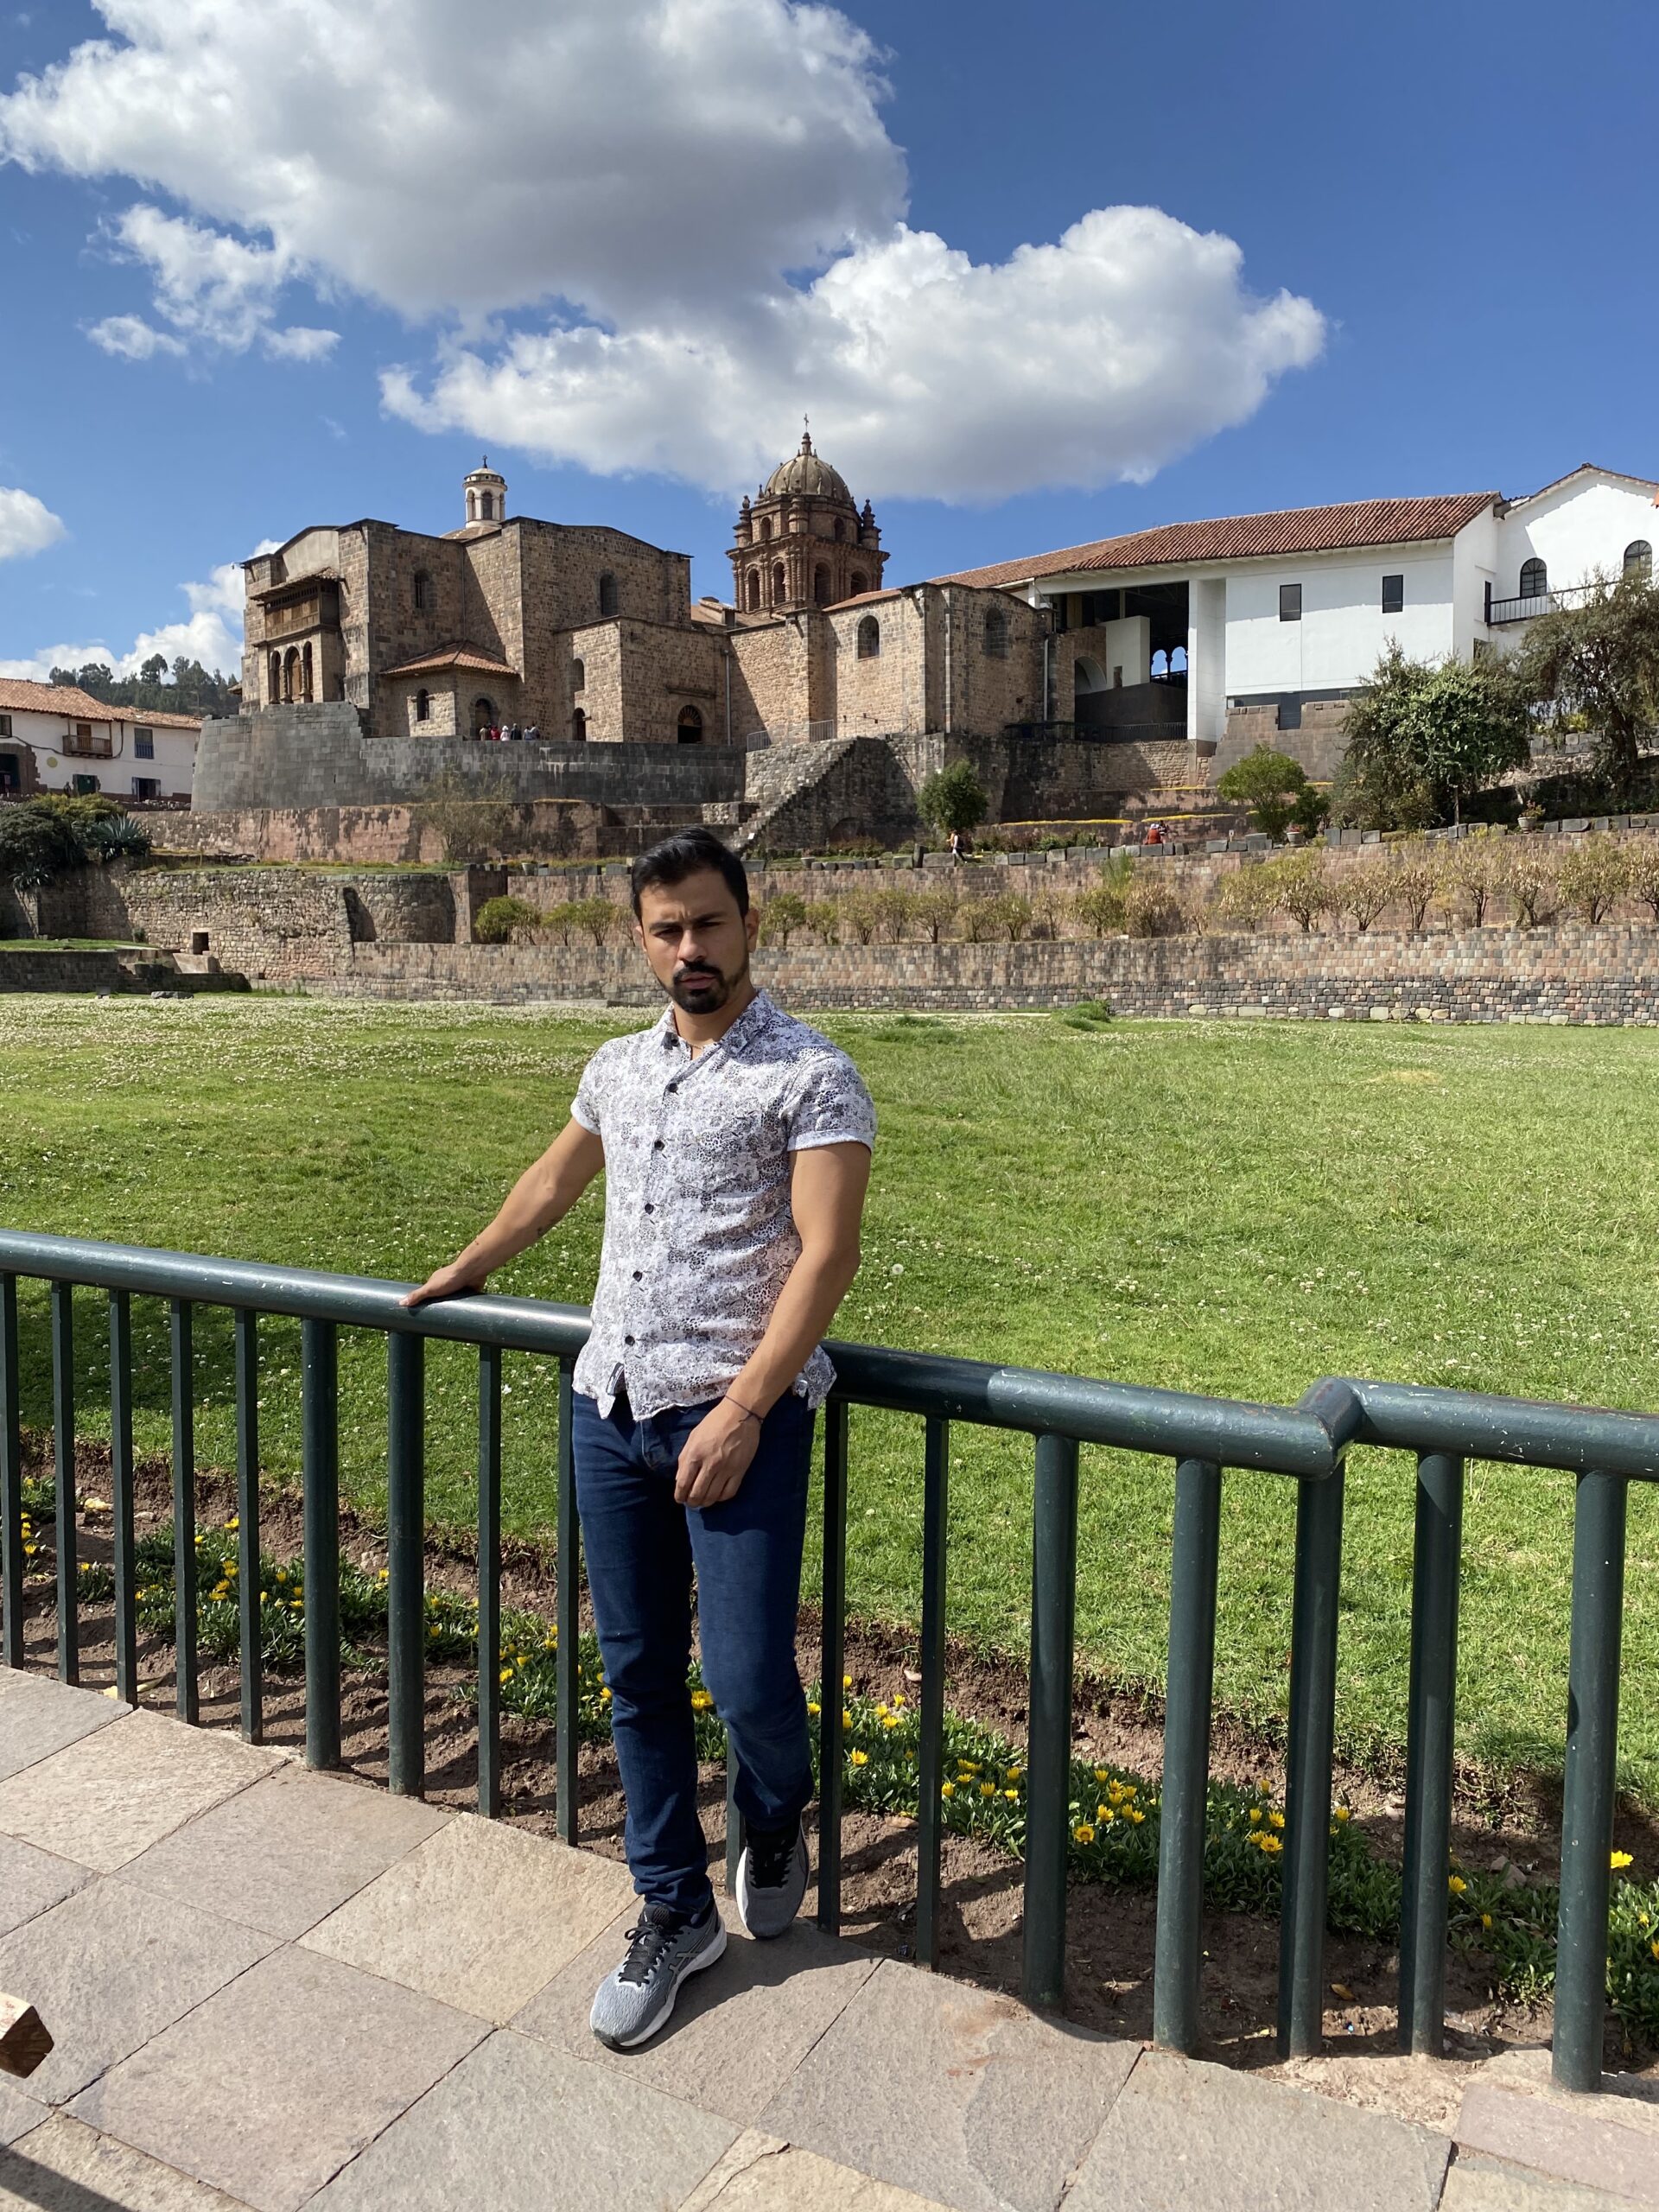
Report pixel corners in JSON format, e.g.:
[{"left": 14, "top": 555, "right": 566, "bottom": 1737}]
[{"left": 5, "top": 1230, "right": 1659, "bottom": 1481}]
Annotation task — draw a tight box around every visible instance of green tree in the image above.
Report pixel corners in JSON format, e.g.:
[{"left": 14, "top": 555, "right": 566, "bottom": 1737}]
[
  {"left": 1519, "top": 570, "right": 1659, "bottom": 799},
  {"left": 917, "top": 760, "right": 988, "bottom": 839},
  {"left": 1333, "top": 644, "right": 1533, "bottom": 829},
  {"left": 1215, "top": 746, "right": 1310, "bottom": 840}
]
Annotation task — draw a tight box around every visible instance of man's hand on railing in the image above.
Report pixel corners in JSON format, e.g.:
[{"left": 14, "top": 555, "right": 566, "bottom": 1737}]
[{"left": 400, "top": 1259, "right": 490, "bottom": 1310}]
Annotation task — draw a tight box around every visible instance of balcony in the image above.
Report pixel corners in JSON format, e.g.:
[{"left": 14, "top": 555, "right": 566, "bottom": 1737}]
[{"left": 1486, "top": 580, "right": 1599, "bottom": 626}]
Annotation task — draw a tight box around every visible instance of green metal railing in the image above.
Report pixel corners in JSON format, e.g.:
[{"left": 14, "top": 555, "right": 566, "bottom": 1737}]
[{"left": 0, "top": 1230, "right": 1650, "bottom": 2094}]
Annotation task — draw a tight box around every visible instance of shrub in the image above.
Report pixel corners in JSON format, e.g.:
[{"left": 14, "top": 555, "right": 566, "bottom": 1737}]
[
  {"left": 1213, "top": 867, "right": 1276, "bottom": 932},
  {"left": 910, "top": 887, "right": 958, "bottom": 944},
  {"left": 804, "top": 899, "right": 840, "bottom": 944},
  {"left": 874, "top": 887, "right": 918, "bottom": 941},
  {"left": 1261, "top": 848, "right": 1335, "bottom": 932},
  {"left": 1071, "top": 855, "right": 1134, "bottom": 938},
  {"left": 992, "top": 893, "right": 1034, "bottom": 942},
  {"left": 1623, "top": 836, "right": 1659, "bottom": 920},
  {"left": 1557, "top": 833, "right": 1630, "bottom": 924},
  {"left": 955, "top": 896, "right": 1005, "bottom": 943},
  {"left": 1441, "top": 829, "right": 1506, "bottom": 927},
  {"left": 1501, "top": 842, "right": 1561, "bottom": 930},
  {"left": 758, "top": 891, "right": 807, "bottom": 947},
  {"left": 917, "top": 760, "right": 989, "bottom": 839},
  {"left": 1390, "top": 838, "right": 1440, "bottom": 930},
  {"left": 1334, "top": 854, "right": 1394, "bottom": 931},
  {"left": 1215, "top": 746, "right": 1310, "bottom": 840},
  {"left": 565, "top": 895, "right": 621, "bottom": 947},
  {"left": 839, "top": 891, "right": 885, "bottom": 944},
  {"left": 1123, "top": 878, "right": 1184, "bottom": 938},
  {"left": 474, "top": 895, "right": 542, "bottom": 944},
  {"left": 1056, "top": 998, "right": 1113, "bottom": 1030},
  {"left": 79, "top": 813, "right": 153, "bottom": 866}
]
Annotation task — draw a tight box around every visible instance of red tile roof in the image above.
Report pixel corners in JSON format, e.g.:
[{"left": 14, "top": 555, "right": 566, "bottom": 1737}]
[
  {"left": 938, "top": 493, "right": 1500, "bottom": 589},
  {"left": 0, "top": 678, "right": 200, "bottom": 728},
  {"left": 381, "top": 644, "right": 518, "bottom": 677}
]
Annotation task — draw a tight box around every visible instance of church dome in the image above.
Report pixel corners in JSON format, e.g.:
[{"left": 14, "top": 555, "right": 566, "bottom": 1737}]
[{"left": 764, "top": 429, "right": 853, "bottom": 506}]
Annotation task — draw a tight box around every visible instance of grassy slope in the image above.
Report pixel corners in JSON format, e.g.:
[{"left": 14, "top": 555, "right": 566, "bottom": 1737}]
[{"left": 3, "top": 995, "right": 1656, "bottom": 1796}]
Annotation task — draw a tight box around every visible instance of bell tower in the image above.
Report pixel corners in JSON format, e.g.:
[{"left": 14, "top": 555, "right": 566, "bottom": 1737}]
[
  {"left": 462, "top": 458, "right": 508, "bottom": 528},
  {"left": 728, "top": 427, "right": 886, "bottom": 615}
]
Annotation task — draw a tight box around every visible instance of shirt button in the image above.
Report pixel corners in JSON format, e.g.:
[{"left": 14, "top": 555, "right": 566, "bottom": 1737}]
[
  {"left": 643, "top": 1202, "right": 654, "bottom": 1213},
  {"left": 653, "top": 1139, "right": 664, "bottom": 1151},
  {"left": 632, "top": 1269, "right": 642, "bottom": 1281},
  {"left": 666, "top": 1084, "right": 678, "bottom": 1095},
  {"left": 625, "top": 1334, "right": 636, "bottom": 1346}
]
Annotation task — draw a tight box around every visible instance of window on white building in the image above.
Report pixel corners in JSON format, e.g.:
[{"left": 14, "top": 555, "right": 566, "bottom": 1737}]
[
  {"left": 1624, "top": 540, "right": 1652, "bottom": 581},
  {"left": 1279, "top": 582, "right": 1302, "bottom": 622},
  {"left": 1381, "top": 575, "right": 1404, "bottom": 614},
  {"left": 0, "top": 714, "right": 11, "bottom": 737},
  {"left": 132, "top": 777, "right": 160, "bottom": 800},
  {"left": 135, "top": 728, "right": 155, "bottom": 759},
  {"left": 1519, "top": 557, "right": 1548, "bottom": 600}
]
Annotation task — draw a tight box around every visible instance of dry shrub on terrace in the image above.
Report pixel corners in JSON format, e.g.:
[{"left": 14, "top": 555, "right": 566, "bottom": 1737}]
[
  {"left": 1499, "top": 841, "right": 1561, "bottom": 930},
  {"left": 804, "top": 899, "right": 841, "bottom": 944},
  {"left": 1389, "top": 839, "right": 1440, "bottom": 930},
  {"left": 838, "top": 890, "right": 886, "bottom": 945},
  {"left": 1212, "top": 867, "right": 1277, "bottom": 932},
  {"left": 1260, "top": 848, "right": 1336, "bottom": 933},
  {"left": 1557, "top": 833, "right": 1630, "bottom": 924},
  {"left": 1123, "top": 877, "right": 1185, "bottom": 938},
  {"left": 565, "top": 895, "right": 622, "bottom": 947},
  {"left": 1440, "top": 830, "right": 1506, "bottom": 927},
  {"left": 957, "top": 893, "right": 1032, "bottom": 943},
  {"left": 1623, "top": 835, "right": 1659, "bottom": 920},
  {"left": 758, "top": 891, "right": 807, "bottom": 947},
  {"left": 910, "top": 886, "right": 959, "bottom": 944},
  {"left": 1334, "top": 854, "right": 1395, "bottom": 931},
  {"left": 874, "top": 887, "right": 918, "bottom": 941}
]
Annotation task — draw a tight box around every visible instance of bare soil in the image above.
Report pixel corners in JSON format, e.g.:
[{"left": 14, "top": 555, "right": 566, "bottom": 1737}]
[{"left": 13, "top": 1438, "right": 1657, "bottom": 2132}]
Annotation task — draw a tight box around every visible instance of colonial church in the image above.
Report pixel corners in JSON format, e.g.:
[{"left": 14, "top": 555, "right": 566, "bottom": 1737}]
[{"left": 238, "top": 436, "right": 1050, "bottom": 753}]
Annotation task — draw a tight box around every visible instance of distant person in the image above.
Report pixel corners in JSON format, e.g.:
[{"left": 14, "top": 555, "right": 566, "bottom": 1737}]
[
  {"left": 1145, "top": 821, "right": 1165, "bottom": 846},
  {"left": 525, "top": 722, "right": 541, "bottom": 743},
  {"left": 403, "top": 827, "right": 874, "bottom": 2052}
]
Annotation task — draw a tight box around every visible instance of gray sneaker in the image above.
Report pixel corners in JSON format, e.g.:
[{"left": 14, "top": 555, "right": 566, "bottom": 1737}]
[
  {"left": 589, "top": 1902, "right": 726, "bottom": 2050},
  {"left": 736, "top": 1817, "right": 809, "bottom": 1939}
]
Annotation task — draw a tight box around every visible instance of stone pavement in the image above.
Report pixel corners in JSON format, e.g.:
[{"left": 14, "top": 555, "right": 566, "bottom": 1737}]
[{"left": 0, "top": 1671, "right": 1651, "bottom": 2211}]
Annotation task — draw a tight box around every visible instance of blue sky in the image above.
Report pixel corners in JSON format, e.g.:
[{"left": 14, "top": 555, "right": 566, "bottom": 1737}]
[{"left": 0, "top": 0, "right": 1653, "bottom": 682}]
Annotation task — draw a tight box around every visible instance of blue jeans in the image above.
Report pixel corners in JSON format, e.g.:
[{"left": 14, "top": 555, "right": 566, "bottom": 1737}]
[{"left": 572, "top": 1389, "right": 817, "bottom": 1918}]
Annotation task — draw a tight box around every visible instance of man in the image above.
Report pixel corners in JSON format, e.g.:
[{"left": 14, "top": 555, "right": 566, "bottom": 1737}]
[{"left": 404, "top": 827, "right": 874, "bottom": 2050}]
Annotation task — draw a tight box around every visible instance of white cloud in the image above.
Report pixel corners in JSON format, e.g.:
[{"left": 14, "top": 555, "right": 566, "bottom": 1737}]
[
  {"left": 86, "top": 310, "right": 187, "bottom": 359},
  {"left": 0, "top": 484, "right": 67, "bottom": 560},
  {"left": 1, "top": 1, "right": 1324, "bottom": 502},
  {"left": 0, "top": 550, "right": 275, "bottom": 681}
]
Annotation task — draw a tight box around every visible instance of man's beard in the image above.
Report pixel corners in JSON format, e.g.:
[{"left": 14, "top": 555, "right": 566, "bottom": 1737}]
[{"left": 668, "top": 952, "right": 745, "bottom": 1014}]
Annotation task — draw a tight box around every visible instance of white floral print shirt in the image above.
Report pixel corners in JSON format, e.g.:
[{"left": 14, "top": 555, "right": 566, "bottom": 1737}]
[{"left": 570, "top": 990, "right": 875, "bottom": 1419}]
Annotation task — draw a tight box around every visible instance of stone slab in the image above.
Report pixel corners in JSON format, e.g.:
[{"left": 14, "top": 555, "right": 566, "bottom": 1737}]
[
  {"left": 0, "top": 1711, "right": 278, "bottom": 1871},
  {"left": 0, "top": 1673, "right": 127, "bottom": 1783},
  {"left": 1457, "top": 2082, "right": 1659, "bottom": 2204},
  {"left": 1478, "top": 2046, "right": 1659, "bottom": 2139},
  {"left": 0, "top": 2082, "right": 45, "bottom": 2153},
  {"left": 0, "top": 1835, "right": 89, "bottom": 1939},
  {"left": 1442, "top": 2155, "right": 1638, "bottom": 2212},
  {"left": 513, "top": 1897, "right": 880, "bottom": 2125},
  {"left": 756, "top": 1957, "right": 1136, "bottom": 2212},
  {"left": 123, "top": 1763, "right": 451, "bottom": 1939},
  {"left": 310, "top": 2028, "right": 737, "bottom": 2211},
  {"left": 0, "top": 2113, "right": 251, "bottom": 2210},
  {"left": 1065, "top": 2049, "right": 1450, "bottom": 2212},
  {"left": 69, "top": 1947, "right": 486, "bottom": 2212},
  {"left": 678, "top": 2131, "right": 954, "bottom": 2212},
  {"left": 0, "top": 1876, "right": 276, "bottom": 2103},
  {"left": 301, "top": 1809, "right": 632, "bottom": 2023}
]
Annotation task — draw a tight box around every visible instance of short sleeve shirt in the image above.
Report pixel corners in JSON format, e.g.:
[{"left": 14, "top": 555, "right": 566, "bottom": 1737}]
[{"left": 570, "top": 990, "right": 875, "bottom": 1419}]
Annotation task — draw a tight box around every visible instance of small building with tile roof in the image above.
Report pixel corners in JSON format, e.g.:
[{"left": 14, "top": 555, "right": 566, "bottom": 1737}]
[{"left": 0, "top": 679, "right": 200, "bottom": 803}]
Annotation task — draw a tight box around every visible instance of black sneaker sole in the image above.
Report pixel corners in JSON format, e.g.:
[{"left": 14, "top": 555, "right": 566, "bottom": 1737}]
[{"left": 594, "top": 1918, "right": 728, "bottom": 2050}]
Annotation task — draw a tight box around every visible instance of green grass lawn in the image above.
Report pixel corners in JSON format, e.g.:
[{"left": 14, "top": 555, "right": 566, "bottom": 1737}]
[{"left": 3, "top": 994, "right": 1656, "bottom": 1801}]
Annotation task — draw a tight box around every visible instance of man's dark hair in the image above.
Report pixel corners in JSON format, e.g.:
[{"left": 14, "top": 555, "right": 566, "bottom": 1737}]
[{"left": 630, "top": 827, "right": 749, "bottom": 918}]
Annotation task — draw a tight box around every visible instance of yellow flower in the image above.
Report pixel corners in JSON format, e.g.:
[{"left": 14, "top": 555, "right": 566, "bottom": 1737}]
[
  {"left": 1480, "top": 1913, "right": 1492, "bottom": 1930},
  {"left": 1651, "top": 1939, "right": 1659, "bottom": 1962},
  {"left": 1333, "top": 1807, "right": 1351, "bottom": 1824},
  {"left": 1249, "top": 1807, "right": 1262, "bottom": 1825},
  {"left": 601, "top": 1688, "right": 612, "bottom": 1702},
  {"left": 875, "top": 1702, "right": 889, "bottom": 1718},
  {"left": 1448, "top": 1875, "right": 1467, "bottom": 1895},
  {"left": 959, "top": 1760, "right": 980, "bottom": 1775},
  {"left": 1092, "top": 1765, "right": 1109, "bottom": 1783},
  {"left": 499, "top": 1669, "right": 512, "bottom": 1683},
  {"left": 1258, "top": 1834, "right": 1283, "bottom": 1855},
  {"left": 1005, "top": 1768, "right": 1022, "bottom": 1785},
  {"left": 980, "top": 1782, "right": 995, "bottom": 1798},
  {"left": 849, "top": 1749, "right": 868, "bottom": 1766},
  {"left": 1611, "top": 1851, "right": 1634, "bottom": 1871},
  {"left": 1268, "top": 1810, "right": 1285, "bottom": 1831},
  {"left": 1096, "top": 1803, "right": 1111, "bottom": 1821},
  {"left": 940, "top": 1781, "right": 956, "bottom": 1797},
  {"left": 1073, "top": 1823, "right": 1096, "bottom": 1844},
  {"left": 1126, "top": 1808, "right": 1146, "bottom": 1826},
  {"left": 842, "top": 1674, "right": 852, "bottom": 1688},
  {"left": 892, "top": 1693, "right": 906, "bottom": 1707},
  {"left": 880, "top": 1713, "right": 899, "bottom": 1730},
  {"left": 842, "top": 1710, "right": 851, "bottom": 1730},
  {"left": 807, "top": 1700, "right": 821, "bottom": 1716},
  {"left": 226, "top": 1516, "right": 239, "bottom": 1531},
  {"left": 1004, "top": 1788, "right": 1019, "bottom": 1802}
]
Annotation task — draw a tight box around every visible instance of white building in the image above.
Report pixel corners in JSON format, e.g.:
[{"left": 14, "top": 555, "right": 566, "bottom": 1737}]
[
  {"left": 0, "top": 680, "right": 201, "bottom": 804},
  {"left": 945, "top": 463, "right": 1658, "bottom": 778}
]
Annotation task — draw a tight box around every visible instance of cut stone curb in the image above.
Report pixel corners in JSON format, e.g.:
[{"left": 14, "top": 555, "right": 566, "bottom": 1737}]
[
  {"left": 0, "top": 1875, "right": 276, "bottom": 2104},
  {"left": 677, "top": 2129, "right": 956, "bottom": 2212},
  {"left": 0, "top": 1709, "right": 278, "bottom": 1871},
  {"left": 0, "top": 2112, "right": 253, "bottom": 2210},
  {"left": 307, "top": 2029, "right": 737, "bottom": 2212},
  {"left": 301, "top": 1810, "right": 632, "bottom": 2023},
  {"left": 0, "top": 2082, "right": 46, "bottom": 2155},
  {"left": 1442, "top": 2154, "right": 1642, "bottom": 2212},
  {"left": 68, "top": 1946, "right": 486, "bottom": 2212},
  {"left": 756, "top": 1955, "right": 1136, "bottom": 2212},
  {"left": 0, "top": 1835, "right": 89, "bottom": 1941},
  {"left": 123, "top": 1763, "right": 452, "bottom": 1939},
  {"left": 0, "top": 1672, "right": 127, "bottom": 1785},
  {"left": 512, "top": 1897, "right": 880, "bottom": 2126},
  {"left": 1065, "top": 2049, "right": 1451, "bottom": 2212},
  {"left": 1456, "top": 2082, "right": 1659, "bottom": 2205}
]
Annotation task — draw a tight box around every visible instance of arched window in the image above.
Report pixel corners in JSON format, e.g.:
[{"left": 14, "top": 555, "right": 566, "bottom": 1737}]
[
  {"left": 677, "top": 706, "right": 703, "bottom": 745},
  {"left": 746, "top": 571, "right": 761, "bottom": 612},
  {"left": 598, "top": 572, "right": 618, "bottom": 618},
  {"left": 283, "top": 646, "right": 301, "bottom": 702},
  {"left": 833, "top": 517, "right": 845, "bottom": 542},
  {"left": 466, "top": 489, "right": 477, "bottom": 523},
  {"left": 479, "top": 491, "right": 494, "bottom": 522},
  {"left": 269, "top": 652, "right": 281, "bottom": 703},
  {"left": 983, "top": 607, "right": 1009, "bottom": 658},
  {"left": 415, "top": 689, "right": 430, "bottom": 724},
  {"left": 1624, "top": 540, "right": 1653, "bottom": 580},
  {"left": 771, "top": 563, "right": 785, "bottom": 606},
  {"left": 849, "top": 571, "right": 867, "bottom": 598},
  {"left": 760, "top": 516, "right": 773, "bottom": 542},
  {"left": 571, "top": 658, "right": 585, "bottom": 691},
  {"left": 413, "top": 569, "right": 430, "bottom": 611},
  {"left": 856, "top": 615, "right": 880, "bottom": 658},
  {"left": 301, "top": 643, "right": 314, "bottom": 702},
  {"left": 571, "top": 708, "right": 587, "bottom": 742},
  {"left": 1520, "top": 556, "right": 1548, "bottom": 600},
  {"left": 813, "top": 564, "right": 831, "bottom": 606}
]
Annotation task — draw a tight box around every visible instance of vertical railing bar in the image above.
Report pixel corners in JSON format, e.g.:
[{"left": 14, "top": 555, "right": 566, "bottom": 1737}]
[
  {"left": 302, "top": 1316, "right": 340, "bottom": 1770},
  {"left": 817, "top": 1395, "right": 849, "bottom": 1936},
  {"left": 0, "top": 1274, "right": 22, "bottom": 1671},
  {"left": 235, "top": 1308, "right": 262, "bottom": 1743},
  {"left": 1398, "top": 1451, "right": 1464, "bottom": 2057},
  {"left": 476, "top": 1343, "right": 502, "bottom": 1819},
  {"left": 914, "top": 1414, "right": 950, "bottom": 1969},
  {"left": 555, "top": 1360, "right": 579, "bottom": 1846},
  {"left": 1554, "top": 1466, "right": 1627, "bottom": 2094},
  {"left": 725, "top": 1731, "right": 744, "bottom": 1895},
  {"left": 109, "top": 1290, "right": 137, "bottom": 1707},
  {"left": 169, "top": 1300, "right": 198, "bottom": 1726},
  {"left": 1153, "top": 1456, "right": 1223, "bottom": 2053},
  {"left": 1276, "top": 1461, "right": 1345, "bottom": 2060},
  {"left": 1023, "top": 1430, "right": 1080, "bottom": 2012},
  {"left": 51, "top": 1282, "right": 77, "bottom": 1684},
  {"left": 386, "top": 1331, "right": 426, "bottom": 1798}
]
